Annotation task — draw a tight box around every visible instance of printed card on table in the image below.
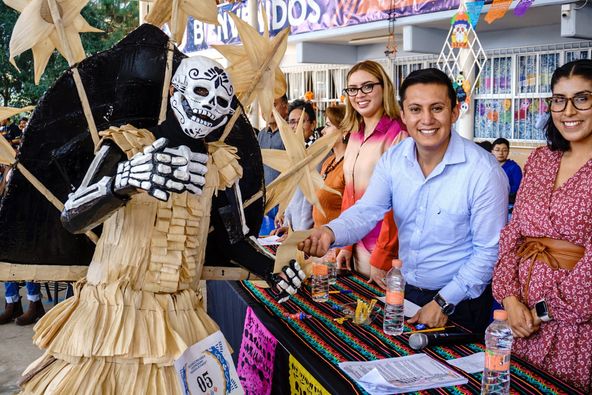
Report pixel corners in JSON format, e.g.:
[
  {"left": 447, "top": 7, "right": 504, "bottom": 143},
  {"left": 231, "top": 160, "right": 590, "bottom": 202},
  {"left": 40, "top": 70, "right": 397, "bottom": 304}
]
[{"left": 174, "top": 330, "right": 244, "bottom": 395}]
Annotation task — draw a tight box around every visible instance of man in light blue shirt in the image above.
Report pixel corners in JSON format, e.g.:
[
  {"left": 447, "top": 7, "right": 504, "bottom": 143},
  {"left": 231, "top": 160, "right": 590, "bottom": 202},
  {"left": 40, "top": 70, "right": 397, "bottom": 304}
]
[{"left": 299, "top": 68, "right": 508, "bottom": 333}]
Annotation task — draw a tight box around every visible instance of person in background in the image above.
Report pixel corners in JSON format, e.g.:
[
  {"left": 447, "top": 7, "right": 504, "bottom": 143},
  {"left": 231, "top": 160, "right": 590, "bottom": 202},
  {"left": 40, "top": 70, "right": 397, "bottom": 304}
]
[
  {"left": 0, "top": 117, "right": 22, "bottom": 148},
  {"left": 299, "top": 68, "right": 508, "bottom": 333},
  {"left": 336, "top": 60, "right": 407, "bottom": 283},
  {"left": 492, "top": 137, "right": 522, "bottom": 206},
  {"left": 287, "top": 99, "right": 319, "bottom": 148},
  {"left": 18, "top": 117, "right": 28, "bottom": 131},
  {"left": 258, "top": 95, "right": 289, "bottom": 186},
  {"left": 477, "top": 140, "right": 492, "bottom": 152},
  {"left": 280, "top": 100, "right": 318, "bottom": 231},
  {"left": 0, "top": 281, "right": 45, "bottom": 325},
  {"left": 493, "top": 59, "right": 592, "bottom": 392},
  {"left": 258, "top": 95, "right": 289, "bottom": 235},
  {"left": 312, "top": 105, "right": 348, "bottom": 227}
]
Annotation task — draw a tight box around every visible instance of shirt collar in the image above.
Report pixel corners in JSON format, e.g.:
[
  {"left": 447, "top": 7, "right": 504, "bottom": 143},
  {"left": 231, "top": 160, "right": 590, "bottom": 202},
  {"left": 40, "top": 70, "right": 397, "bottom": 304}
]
[{"left": 403, "top": 130, "right": 466, "bottom": 167}]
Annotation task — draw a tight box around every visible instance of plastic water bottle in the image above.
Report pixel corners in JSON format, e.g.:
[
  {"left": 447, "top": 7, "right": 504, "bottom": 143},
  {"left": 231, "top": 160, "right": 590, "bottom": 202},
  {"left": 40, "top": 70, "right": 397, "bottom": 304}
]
[
  {"left": 383, "top": 259, "right": 405, "bottom": 336},
  {"left": 481, "top": 309, "right": 513, "bottom": 394},
  {"left": 311, "top": 262, "right": 329, "bottom": 302}
]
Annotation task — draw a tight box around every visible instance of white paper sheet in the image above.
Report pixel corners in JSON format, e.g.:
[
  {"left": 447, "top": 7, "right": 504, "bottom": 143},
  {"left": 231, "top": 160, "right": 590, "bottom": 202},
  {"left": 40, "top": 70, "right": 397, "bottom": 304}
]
[
  {"left": 446, "top": 352, "right": 485, "bottom": 374},
  {"left": 377, "top": 297, "right": 422, "bottom": 318},
  {"left": 339, "top": 353, "right": 468, "bottom": 394},
  {"left": 256, "top": 235, "right": 282, "bottom": 246}
]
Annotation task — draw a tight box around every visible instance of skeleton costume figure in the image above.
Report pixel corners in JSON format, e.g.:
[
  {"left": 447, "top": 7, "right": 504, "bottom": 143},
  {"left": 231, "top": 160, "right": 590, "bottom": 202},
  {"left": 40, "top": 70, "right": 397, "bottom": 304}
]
[{"left": 18, "top": 56, "right": 305, "bottom": 394}]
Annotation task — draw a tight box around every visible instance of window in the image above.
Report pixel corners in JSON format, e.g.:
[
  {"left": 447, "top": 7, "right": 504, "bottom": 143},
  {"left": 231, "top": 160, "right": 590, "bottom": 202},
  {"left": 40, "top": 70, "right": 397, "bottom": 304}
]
[{"left": 473, "top": 44, "right": 591, "bottom": 141}]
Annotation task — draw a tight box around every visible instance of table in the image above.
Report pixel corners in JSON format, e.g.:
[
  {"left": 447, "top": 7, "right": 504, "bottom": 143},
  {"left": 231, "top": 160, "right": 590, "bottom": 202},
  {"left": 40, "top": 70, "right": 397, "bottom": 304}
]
[{"left": 207, "top": 273, "right": 584, "bottom": 394}]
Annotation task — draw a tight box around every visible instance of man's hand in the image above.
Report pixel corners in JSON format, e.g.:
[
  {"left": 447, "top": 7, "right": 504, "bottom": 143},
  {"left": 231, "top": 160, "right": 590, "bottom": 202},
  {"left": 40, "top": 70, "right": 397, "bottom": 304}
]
[
  {"left": 268, "top": 260, "right": 306, "bottom": 303},
  {"left": 298, "top": 227, "right": 335, "bottom": 257},
  {"left": 336, "top": 249, "right": 352, "bottom": 271},
  {"left": 408, "top": 300, "right": 449, "bottom": 328},
  {"left": 503, "top": 295, "right": 539, "bottom": 337},
  {"left": 368, "top": 266, "right": 387, "bottom": 290}
]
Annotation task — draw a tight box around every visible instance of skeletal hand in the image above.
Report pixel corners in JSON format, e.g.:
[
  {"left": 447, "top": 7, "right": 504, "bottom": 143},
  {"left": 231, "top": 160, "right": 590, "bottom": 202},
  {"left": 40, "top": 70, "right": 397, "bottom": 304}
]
[
  {"left": 114, "top": 137, "right": 208, "bottom": 201},
  {"left": 269, "top": 260, "right": 307, "bottom": 303}
]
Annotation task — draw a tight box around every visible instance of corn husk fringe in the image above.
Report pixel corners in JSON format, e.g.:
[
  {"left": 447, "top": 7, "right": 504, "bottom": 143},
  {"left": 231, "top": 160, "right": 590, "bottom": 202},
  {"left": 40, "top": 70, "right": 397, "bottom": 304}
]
[{"left": 19, "top": 126, "right": 236, "bottom": 394}]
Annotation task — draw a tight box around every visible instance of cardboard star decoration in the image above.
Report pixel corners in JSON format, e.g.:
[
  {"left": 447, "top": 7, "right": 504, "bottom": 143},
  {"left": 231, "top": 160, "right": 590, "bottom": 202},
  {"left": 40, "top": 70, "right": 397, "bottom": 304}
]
[
  {"left": 262, "top": 109, "right": 340, "bottom": 217},
  {"left": 5, "top": 0, "right": 101, "bottom": 84},
  {"left": 213, "top": 11, "right": 288, "bottom": 122},
  {"left": 144, "top": 0, "right": 219, "bottom": 44}
]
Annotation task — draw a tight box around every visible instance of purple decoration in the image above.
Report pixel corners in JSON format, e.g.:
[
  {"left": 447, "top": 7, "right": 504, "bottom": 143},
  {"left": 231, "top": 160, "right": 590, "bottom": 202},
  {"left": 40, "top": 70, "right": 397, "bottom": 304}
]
[
  {"left": 514, "top": 0, "right": 534, "bottom": 17},
  {"left": 237, "top": 307, "right": 278, "bottom": 395}
]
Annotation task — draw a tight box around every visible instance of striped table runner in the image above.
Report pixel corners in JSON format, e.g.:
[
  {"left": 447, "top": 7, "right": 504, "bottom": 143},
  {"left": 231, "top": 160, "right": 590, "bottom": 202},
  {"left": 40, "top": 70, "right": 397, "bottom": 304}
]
[{"left": 240, "top": 273, "right": 584, "bottom": 394}]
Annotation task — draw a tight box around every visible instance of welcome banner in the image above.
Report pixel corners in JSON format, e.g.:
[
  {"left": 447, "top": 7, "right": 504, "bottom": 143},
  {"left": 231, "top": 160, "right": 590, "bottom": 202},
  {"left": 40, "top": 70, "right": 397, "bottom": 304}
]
[{"left": 182, "top": 0, "right": 494, "bottom": 53}]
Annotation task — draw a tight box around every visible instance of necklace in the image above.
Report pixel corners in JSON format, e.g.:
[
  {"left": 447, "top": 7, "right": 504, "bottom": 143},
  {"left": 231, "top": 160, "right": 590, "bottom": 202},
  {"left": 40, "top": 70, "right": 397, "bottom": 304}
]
[{"left": 322, "top": 156, "right": 344, "bottom": 180}]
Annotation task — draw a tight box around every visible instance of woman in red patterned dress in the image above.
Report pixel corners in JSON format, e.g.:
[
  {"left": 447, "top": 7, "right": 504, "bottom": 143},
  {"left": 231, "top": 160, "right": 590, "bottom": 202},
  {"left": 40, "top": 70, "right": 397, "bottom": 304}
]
[{"left": 493, "top": 59, "right": 592, "bottom": 391}]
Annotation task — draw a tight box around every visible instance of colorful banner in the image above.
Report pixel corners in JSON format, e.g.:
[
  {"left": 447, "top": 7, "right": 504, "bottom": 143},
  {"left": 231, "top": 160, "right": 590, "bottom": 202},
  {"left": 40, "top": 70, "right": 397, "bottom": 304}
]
[
  {"left": 465, "top": 1, "right": 485, "bottom": 28},
  {"left": 289, "top": 354, "right": 331, "bottom": 395},
  {"left": 514, "top": 0, "right": 534, "bottom": 17},
  {"left": 182, "top": 0, "right": 493, "bottom": 53},
  {"left": 484, "top": 0, "right": 512, "bottom": 24},
  {"left": 237, "top": 307, "right": 278, "bottom": 395}
]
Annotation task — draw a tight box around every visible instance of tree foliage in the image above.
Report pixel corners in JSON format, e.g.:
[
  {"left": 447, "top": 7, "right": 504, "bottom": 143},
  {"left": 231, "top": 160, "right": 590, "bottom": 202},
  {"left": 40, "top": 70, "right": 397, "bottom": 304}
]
[{"left": 0, "top": 0, "right": 139, "bottom": 108}]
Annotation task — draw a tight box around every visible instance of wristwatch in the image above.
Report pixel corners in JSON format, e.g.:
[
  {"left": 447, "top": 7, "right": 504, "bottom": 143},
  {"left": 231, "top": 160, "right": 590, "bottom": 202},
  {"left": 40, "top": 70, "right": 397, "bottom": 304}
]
[
  {"left": 535, "top": 299, "right": 552, "bottom": 322},
  {"left": 433, "top": 293, "right": 456, "bottom": 316}
]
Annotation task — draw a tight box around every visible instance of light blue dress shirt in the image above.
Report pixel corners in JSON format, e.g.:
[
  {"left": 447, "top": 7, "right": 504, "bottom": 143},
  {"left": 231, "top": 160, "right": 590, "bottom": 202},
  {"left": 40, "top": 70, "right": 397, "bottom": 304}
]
[{"left": 328, "top": 131, "right": 509, "bottom": 305}]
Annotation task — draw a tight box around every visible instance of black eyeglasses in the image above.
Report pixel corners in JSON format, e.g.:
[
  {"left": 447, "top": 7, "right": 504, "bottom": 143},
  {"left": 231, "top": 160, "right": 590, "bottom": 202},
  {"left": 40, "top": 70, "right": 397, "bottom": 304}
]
[
  {"left": 546, "top": 91, "right": 592, "bottom": 112},
  {"left": 343, "top": 82, "right": 382, "bottom": 97}
]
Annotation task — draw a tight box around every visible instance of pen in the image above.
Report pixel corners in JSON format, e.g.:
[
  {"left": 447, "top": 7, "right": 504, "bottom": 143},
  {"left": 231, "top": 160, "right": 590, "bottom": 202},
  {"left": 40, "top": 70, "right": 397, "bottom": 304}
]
[
  {"left": 408, "top": 326, "right": 454, "bottom": 334},
  {"left": 329, "top": 290, "right": 353, "bottom": 294}
]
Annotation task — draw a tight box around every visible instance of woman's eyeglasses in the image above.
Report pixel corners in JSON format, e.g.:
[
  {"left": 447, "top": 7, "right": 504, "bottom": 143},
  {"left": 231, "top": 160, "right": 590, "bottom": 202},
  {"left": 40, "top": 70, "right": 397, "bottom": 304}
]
[
  {"left": 343, "top": 82, "right": 382, "bottom": 97},
  {"left": 546, "top": 92, "right": 592, "bottom": 112}
]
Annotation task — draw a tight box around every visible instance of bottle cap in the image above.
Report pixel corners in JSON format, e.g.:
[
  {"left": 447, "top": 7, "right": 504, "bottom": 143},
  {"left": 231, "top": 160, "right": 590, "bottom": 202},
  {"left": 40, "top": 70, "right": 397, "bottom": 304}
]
[
  {"left": 493, "top": 309, "right": 508, "bottom": 321},
  {"left": 391, "top": 259, "right": 402, "bottom": 269}
]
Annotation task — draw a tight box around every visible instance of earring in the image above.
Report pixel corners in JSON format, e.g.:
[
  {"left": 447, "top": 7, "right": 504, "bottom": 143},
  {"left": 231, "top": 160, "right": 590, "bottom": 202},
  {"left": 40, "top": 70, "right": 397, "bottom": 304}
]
[{"left": 342, "top": 134, "right": 349, "bottom": 144}]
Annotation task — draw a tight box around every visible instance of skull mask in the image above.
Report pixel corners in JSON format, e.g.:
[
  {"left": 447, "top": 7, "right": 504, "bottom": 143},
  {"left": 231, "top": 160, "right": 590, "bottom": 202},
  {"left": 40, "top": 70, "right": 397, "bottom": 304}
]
[{"left": 170, "top": 56, "right": 235, "bottom": 139}]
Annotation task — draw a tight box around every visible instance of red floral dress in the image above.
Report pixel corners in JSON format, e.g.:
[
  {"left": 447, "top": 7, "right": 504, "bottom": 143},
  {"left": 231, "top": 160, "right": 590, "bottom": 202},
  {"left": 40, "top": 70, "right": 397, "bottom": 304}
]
[{"left": 493, "top": 146, "right": 592, "bottom": 392}]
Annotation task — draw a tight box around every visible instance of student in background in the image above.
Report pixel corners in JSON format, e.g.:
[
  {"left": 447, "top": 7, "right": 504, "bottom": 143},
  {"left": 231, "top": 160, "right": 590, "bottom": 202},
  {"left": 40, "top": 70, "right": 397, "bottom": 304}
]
[{"left": 492, "top": 137, "right": 522, "bottom": 206}]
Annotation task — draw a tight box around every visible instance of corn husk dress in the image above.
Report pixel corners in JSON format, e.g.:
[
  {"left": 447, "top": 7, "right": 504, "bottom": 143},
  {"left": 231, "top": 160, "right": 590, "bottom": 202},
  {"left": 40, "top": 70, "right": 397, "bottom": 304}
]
[{"left": 20, "top": 127, "right": 241, "bottom": 394}]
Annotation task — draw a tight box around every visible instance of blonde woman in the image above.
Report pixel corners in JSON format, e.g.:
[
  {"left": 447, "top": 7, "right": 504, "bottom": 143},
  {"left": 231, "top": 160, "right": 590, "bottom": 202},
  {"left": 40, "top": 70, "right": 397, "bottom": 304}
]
[{"left": 338, "top": 60, "right": 407, "bottom": 286}]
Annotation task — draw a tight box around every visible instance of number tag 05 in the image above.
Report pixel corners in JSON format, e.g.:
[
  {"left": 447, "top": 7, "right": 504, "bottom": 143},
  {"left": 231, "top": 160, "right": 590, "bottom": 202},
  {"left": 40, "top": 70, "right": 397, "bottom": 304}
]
[{"left": 174, "top": 330, "right": 244, "bottom": 394}]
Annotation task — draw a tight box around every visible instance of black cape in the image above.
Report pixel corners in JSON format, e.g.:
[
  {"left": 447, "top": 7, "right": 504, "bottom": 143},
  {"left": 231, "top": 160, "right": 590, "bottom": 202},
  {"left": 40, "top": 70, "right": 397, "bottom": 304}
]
[{"left": 0, "top": 24, "right": 265, "bottom": 274}]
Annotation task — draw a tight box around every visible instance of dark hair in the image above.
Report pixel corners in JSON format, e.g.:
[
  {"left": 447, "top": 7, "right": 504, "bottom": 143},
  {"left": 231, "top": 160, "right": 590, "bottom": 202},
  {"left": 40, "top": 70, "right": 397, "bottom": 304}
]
[
  {"left": 288, "top": 99, "right": 316, "bottom": 122},
  {"left": 492, "top": 137, "right": 510, "bottom": 149},
  {"left": 19, "top": 117, "right": 28, "bottom": 122},
  {"left": 477, "top": 141, "right": 493, "bottom": 152},
  {"left": 399, "top": 68, "right": 457, "bottom": 108},
  {"left": 545, "top": 59, "right": 592, "bottom": 152},
  {"left": 276, "top": 94, "right": 288, "bottom": 104}
]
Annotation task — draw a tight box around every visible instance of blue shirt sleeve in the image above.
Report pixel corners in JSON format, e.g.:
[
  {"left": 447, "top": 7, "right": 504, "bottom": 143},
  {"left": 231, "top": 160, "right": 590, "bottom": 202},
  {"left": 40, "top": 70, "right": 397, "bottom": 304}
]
[{"left": 327, "top": 152, "right": 394, "bottom": 247}]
